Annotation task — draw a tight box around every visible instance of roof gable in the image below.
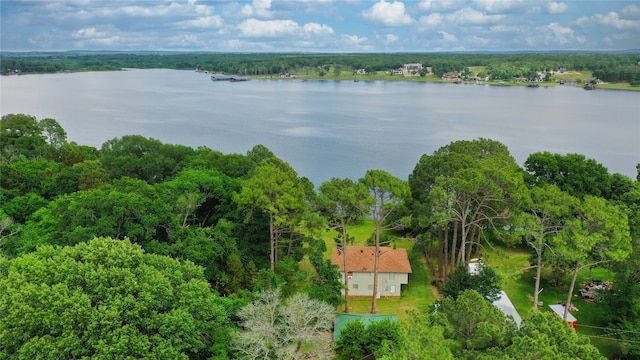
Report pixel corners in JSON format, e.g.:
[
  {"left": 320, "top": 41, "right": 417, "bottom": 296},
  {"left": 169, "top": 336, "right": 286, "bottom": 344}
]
[{"left": 331, "top": 246, "right": 412, "bottom": 273}]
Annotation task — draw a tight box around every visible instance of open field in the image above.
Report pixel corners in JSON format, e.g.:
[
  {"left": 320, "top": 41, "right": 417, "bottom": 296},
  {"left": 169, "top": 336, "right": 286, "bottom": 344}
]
[{"left": 596, "top": 83, "right": 640, "bottom": 91}]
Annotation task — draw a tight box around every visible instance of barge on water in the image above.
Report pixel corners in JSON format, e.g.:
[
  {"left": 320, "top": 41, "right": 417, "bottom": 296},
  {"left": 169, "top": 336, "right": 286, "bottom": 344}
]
[{"left": 210, "top": 74, "right": 250, "bottom": 82}]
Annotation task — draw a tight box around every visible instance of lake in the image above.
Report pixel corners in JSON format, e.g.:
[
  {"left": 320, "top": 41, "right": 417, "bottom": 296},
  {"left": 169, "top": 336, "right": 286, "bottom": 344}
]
[{"left": 1, "top": 69, "right": 638, "bottom": 184}]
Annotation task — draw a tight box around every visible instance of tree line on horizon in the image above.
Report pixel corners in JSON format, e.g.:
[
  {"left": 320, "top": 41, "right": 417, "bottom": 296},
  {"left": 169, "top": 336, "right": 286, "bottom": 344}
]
[
  {"left": 2, "top": 52, "right": 640, "bottom": 83},
  {"left": 1, "top": 113, "right": 639, "bottom": 359}
]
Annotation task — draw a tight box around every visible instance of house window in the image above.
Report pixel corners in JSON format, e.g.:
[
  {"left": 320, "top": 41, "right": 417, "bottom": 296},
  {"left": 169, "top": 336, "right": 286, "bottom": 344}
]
[
  {"left": 353, "top": 284, "right": 358, "bottom": 289},
  {"left": 368, "top": 284, "right": 374, "bottom": 290}
]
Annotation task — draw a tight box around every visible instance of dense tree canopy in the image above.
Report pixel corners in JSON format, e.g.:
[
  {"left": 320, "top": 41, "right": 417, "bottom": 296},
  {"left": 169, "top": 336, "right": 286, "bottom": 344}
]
[
  {"left": 0, "top": 114, "right": 637, "bottom": 359},
  {"left": 3, "top": 52, "right": 639, "bottom": 84},
  {"left": 0, "top": 237, "right": 229, "bottom": 359}
]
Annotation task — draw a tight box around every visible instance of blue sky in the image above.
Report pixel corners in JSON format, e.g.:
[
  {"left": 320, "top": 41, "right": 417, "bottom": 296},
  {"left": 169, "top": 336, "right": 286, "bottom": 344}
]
[{"left": 2, "top": 0, "right": 639, "bottom": 52}]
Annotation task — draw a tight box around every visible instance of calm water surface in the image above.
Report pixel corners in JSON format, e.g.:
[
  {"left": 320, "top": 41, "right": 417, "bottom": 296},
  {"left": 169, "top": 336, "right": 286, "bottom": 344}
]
[{"left": 1, "top": 69, "right": 638, "bottom": 184}]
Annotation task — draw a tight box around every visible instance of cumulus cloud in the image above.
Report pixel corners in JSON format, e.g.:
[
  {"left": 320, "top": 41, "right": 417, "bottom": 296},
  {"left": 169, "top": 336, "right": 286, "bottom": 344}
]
[
  {"left": 472, "top": 0, "right": 527, "bottom": 14},
  {"left": 622, "top": 4, "right": 640, "bottom": 18},
  {"left": 175, "top": 15, "right": 224, "bottom": 29},
  {"left": 418, "top": 0, "right": 457, "bottom": 11},
  {"left": 362, "top": 0, "right": 413, "bottom": 26},
  {"left": 418, "top": 13, "right": 443, "bottom": 28},
  {"left": 340, "top": 34, "right": 372, "bottom": 50},
  {"left": 72, "top": 27, "right": 107, "bottom": 39},
  {"left": 577, "top": 11, "right": 640, "bottom": 30},
  {"left": 466, "top": 0, "right": 568, "bottom": 16},
  {"left": 237, "top": 19, "right": 299, "bottom": 37},
  {"left": 241, "top": 0, "right": 273, "bottom": 18},
  {"left": 302, "top": 22, "right": 334, "bottom": 35},
  {"left": 527, "top": 22, "right": 584, "bottom": 47},
  {"left": 446, "top": 7, "right": 504, "bottom": 26},
  {"left": 545, "top": 22, "right": 577, "bottom": 44},
  {"left": 237, "top": 18, "right": 334, "bottom": 39},
  {"left": 438, "top": 31, "right": 458, "bottom": 42},
  {"left": 2, "top": 0, "right": 638, "bottom": 52},
  {"left": 490, "top": 24, "right": 525, "bottom": 34},
  {"left": 545, "top": 1, "right": 568, "bottom": 14},
  {"left": 385, "top": 33, "right": 399, "bottom": 43}
]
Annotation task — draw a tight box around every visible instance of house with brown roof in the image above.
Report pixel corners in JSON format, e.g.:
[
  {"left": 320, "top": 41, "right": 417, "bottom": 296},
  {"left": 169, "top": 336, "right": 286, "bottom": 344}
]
[
  {"left": 331, "top": 246, "right": 412, "bottom": 297},
  {"left": 442, "top": 72, "right": 459, "bottom": 80}
]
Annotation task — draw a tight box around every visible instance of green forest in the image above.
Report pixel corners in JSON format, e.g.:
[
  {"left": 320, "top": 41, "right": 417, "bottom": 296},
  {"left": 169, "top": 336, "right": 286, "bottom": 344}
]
[
  {"left": 2, "top": 52, "right": 640, "bottom": 87},
  {"left": 1, "top": 112, "right": 639, "bottom": 359}
]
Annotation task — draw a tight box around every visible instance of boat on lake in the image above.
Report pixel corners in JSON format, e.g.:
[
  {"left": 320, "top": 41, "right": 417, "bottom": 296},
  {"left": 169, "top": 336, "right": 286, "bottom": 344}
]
[{"left": 210, "top": 74, "right": 250, "bottom": 82}]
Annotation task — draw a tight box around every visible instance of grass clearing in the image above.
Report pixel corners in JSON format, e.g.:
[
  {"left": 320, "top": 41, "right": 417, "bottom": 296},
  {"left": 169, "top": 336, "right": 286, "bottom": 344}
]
[
  {"left": 320, "top": 221, "right": 621, "bottom": 356},
  {"left": 324, "top": 221, "right": 438, "bottom": 321},
  {"left": 483, "top": 244, "right": 620, "bottom": 357},
  {"left": 596, "top": 83, "right": 640, "bottom": 91}
]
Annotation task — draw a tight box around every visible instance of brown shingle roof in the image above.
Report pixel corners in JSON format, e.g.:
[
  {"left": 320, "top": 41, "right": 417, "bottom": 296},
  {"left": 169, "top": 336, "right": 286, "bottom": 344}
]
[{"left": 331, "top": 246, "right": 412, "bottom": 273}]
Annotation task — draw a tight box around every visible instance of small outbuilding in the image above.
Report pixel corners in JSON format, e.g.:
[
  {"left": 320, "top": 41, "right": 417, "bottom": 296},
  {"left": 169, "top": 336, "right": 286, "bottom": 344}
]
[
  {"left": 492, "top": 291, "right": 522, "bottom": 327},
  {"left": 549, "top": 304, "right": 578, "bottom": 330}
]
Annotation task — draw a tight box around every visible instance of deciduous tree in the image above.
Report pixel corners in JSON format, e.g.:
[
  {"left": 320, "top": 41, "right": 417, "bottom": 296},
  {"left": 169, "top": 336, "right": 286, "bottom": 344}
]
[
  {"left": 231, "top": 289, "right": 334, "bottom": 360},
  {"left": 506, "top": 311, "right": 603, "bottom": 360},
  {"left": 442, "top": 263, "right": 502, "bottom": 302},
  {"left": 0, "top": 237, "right": 229, "bottom": 359},
  {"left": 519, "top": 185, "right": 579, "bottom": 309},
  {"left": 554, "top": 196, "right": 632, "bottom": 320}
]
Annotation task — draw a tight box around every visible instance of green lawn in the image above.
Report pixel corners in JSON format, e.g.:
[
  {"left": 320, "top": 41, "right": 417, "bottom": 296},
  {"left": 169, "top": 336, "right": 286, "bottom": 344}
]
[
  {"left": 320, "top": 221, "right": 621, "bottom": 356},
  {"left": 595, "top": 83, "right": 640, "bottom": 91},
  {"left": 323, "top": 220, "right": 438, "bottom": 321},
  {"left": 482, "top": 245, "right": 620, "bottom": 357}
]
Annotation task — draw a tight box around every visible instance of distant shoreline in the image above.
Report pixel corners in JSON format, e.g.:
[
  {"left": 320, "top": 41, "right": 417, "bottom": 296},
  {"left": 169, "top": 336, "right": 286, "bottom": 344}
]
[{"left": 5, "top": 68, "right": 639, "bottom": 91}]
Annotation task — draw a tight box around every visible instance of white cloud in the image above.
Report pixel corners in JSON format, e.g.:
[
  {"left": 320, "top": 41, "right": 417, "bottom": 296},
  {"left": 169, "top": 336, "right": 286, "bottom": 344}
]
[
  {"left": 545, "top": 22, "right": 575, "bottom": 44},
  {"left": 438, "top": 31, "right": 458, "bottom": 42},
  {"left": 340, "top": 34, "right": 370, "bottom": 49},
  {"left": 362, "top": 0, "right": 413, "bottom": 26},
  {"left": 175, "top": 15, "right": 224, "bottom": 29},
  {"left": 446, "top": 7, "right": 504, "bottom": 26},
  {"left": 577, "top": 11, "right": 640, "bottom": 31},
  {"left": 377, "top": 33, "right": 399, "bottom": 44},
  {"left": 418, "top": 0, "right": 457, "bottom": 11},
  {"left": 529, "top": 22, "right": 583, "bottom": 47},
  {"left": 237, "top": 18, "right": 299, "bottom": 37},
  {"left": 622, "top": 4, "right": 640, "bottom": 18},
  {"left": 302, "top": 23, "right": 334, "bottom": 35},
  {"left": 490, "top": 24, "right": 525, "bottom": 34},
  {"left": 546, "top": 2, "right": 568, "bottom": 14},
  {"left": 470, "top": 0, "right": 570, "bottom": 16},
  {"left": 241, "top": 0, "right": 273, "bottom": 18},
  {"left": 72, "top": 27, "right": 107, "bottom": 39},
  {"left": 472, "top": 0, "right": 527, "bottom": 14},
  {"left": 418, "top": 13, "right": 443, "bottom": 28},
  {"left": 236, "top": 19, "right": 334, "bottom": 40}
]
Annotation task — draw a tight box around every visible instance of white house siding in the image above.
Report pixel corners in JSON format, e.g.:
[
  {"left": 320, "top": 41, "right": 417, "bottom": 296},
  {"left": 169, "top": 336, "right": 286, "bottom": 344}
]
[{"left": 341, "top": 271, "right": 409, "bottom": 297}]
